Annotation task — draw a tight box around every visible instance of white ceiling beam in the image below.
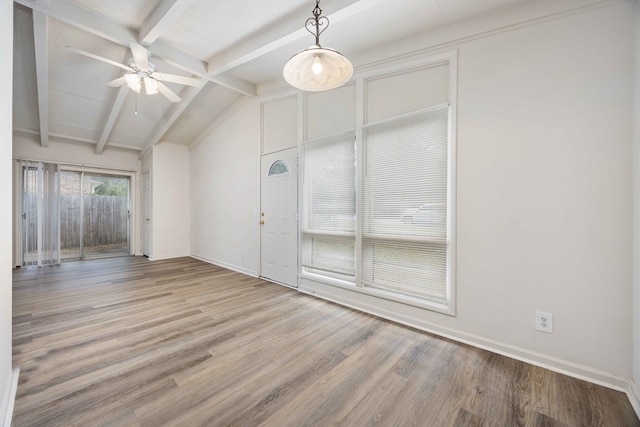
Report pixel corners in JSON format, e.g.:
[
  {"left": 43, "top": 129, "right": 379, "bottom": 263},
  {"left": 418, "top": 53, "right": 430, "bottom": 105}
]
[
  {"left": 32, "top": 10, "right": 48, "bottom": 147},
  {"left": 139, "top": 0, "right": 197, "bottom": 46},
  {"left": 96, "top": 86, "right": 128, "bottom": 154},
  {"left": 14, "top": 0, "right": 256, "bottom": 96},
  {"left": 206, "top": 0, "right": 388, "bottom": 76},
  {"left": 139, "top": 80, "right": 207, "bottom": 157},
  {"left": 16, "top": 0, "right": 138, "bottom": 48}
]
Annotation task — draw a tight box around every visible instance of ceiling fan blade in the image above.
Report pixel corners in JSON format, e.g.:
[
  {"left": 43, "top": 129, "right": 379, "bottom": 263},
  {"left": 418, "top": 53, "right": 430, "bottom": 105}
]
[
  {"left": 130, "top": 42, "right": 149, "bottom": 70},
  {"left": 106, "top": 76, "right": 127, "bottom": 87},
  {"left": 157, "top": 82, "right": 181, "bottom": 102},
  {"left": 151, "top": 72, "right": 201, "bottom": 87},
  {"left": 67, "top": 46, "right": 134, "bottom": 72}
]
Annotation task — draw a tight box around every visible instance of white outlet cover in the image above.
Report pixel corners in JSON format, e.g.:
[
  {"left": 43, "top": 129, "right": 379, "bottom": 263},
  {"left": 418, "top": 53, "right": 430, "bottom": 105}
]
[{"left": 536, "top": 311, "right": 553, "bottom": 333}]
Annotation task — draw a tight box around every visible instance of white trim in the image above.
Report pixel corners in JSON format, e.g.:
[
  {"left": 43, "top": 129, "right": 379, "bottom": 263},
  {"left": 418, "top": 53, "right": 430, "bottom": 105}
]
[
  {"left": 190, "top": 253, "right": 259, "bottom": 278},
  {"left": 13, "top": 127, "right": 143, "bottom": 153},
  {"left": 147, "top": 252, "right": 191, "bottom": 262},
  {"left": 628, "top": 381, "right": 640, "bottom": 419},
  {"left": 298, "top": 277, "right": 630, "bottom": 392},
  {"left": 0, "top": 368, "right": 20, "bottom": 427}
]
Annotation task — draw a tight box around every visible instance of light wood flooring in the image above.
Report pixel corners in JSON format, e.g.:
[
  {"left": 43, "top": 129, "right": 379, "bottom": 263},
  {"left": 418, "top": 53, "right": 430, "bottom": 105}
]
[{"left": 12, "top": 256, "right": 640, "bottom": 426}]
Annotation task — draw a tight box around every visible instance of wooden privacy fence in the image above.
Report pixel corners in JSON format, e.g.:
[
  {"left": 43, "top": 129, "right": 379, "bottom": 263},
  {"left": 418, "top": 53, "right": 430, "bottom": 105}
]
[
  {"left": 60, "top": 194, "right": 129, "bottom": 249},
  {"left": 16, "top": 194, "right": 130, "bottom": 250}
]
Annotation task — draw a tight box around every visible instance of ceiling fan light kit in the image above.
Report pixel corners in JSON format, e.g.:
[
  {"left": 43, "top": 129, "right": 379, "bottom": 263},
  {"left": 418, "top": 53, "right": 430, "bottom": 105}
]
[
  {"left": 283, "top": 0, "right": 353, "bottom": 92},
  {"left": 67, "top": 42, "right": 201, "bottom": 103}
]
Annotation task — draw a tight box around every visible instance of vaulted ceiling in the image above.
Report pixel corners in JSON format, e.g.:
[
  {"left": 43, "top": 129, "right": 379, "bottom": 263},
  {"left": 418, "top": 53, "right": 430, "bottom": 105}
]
[{"left": 12, "top": 0, "right": 531, "bottom": 156}]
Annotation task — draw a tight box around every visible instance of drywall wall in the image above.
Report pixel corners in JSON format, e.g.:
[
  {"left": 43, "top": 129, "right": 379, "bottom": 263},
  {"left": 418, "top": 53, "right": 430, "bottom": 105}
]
[
  {"left": 453, "top": 0, "right": 632, "bottom": 380},
  {"left": 150, "top": 142, "right": 190, "bottom": 260},
  {"left": 277, "top": 0, "right": 632, "bottom": 387},
  {"left": 13, "top": 133, "right": 141, "bottom": 172},
  {"left": 633, "top": 0, "right": 640, "bottom": 410},
  {"left": 1, "top": 0, "right": 17, "bottom": 423},
  {"left": 190, "top": 99, "right": 261, "bottom": 276}
]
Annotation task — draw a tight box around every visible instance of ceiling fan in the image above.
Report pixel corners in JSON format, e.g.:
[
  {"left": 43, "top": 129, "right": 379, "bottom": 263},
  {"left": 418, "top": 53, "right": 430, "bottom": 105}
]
[{"left": 67, "top": 42, "right": 201, "bottom": 102}]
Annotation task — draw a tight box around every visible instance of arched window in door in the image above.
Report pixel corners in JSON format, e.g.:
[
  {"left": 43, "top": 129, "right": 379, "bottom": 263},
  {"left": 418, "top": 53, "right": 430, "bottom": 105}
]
[{"left": 268, "top": 160, "right": 290, "bottom": 176}]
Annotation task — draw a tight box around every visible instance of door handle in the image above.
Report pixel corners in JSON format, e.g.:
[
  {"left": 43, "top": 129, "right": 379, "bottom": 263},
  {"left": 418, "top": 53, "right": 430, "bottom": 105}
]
[{"left": 259, "top": 220, "right": 265, "bottom": 225}]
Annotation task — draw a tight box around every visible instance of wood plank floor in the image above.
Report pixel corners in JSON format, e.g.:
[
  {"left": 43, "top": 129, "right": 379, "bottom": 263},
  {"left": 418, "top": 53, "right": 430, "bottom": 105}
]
[{"left": 12, "top": 256, "right": 639, "bottom": 427}]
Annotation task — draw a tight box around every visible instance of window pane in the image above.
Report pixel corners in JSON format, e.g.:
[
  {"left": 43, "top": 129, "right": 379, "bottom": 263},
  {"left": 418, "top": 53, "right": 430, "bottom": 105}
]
[
  {"left": 362, "top": 106, "right": 449, "bottom": 302},
  {"left": 302, "top": 235, "right": 355, "bottom": 278},
  {"left": 363, "top": 106, "right": 448, "bottom": 240},
  {"left": 302, "top": 132, "right": 356, "bottom": 279},
  {"left": 303, "top": 134, "right": 356, "bottom": 232},
  {"left": 362, "top": 239, "right": 447, "bottom": 304}
]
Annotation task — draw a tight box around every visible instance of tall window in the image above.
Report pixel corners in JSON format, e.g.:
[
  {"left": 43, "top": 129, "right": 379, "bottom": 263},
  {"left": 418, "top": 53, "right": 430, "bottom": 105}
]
[
  {"left": 301, "top": 131, "right": 356, "bottom": 281},
  {"left": 362, "top": 105, "right": 449, "bottom": 305},
  {"left": 300, "top": 52, "right": 457, "bottom": 314},
  {"left": 301, "top": 56, "right": 456, "bottom": 314}
]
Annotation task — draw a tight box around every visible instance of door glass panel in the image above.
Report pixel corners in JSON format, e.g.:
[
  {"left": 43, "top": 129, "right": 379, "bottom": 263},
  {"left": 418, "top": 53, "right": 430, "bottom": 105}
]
[
  {"left": 60, "top": 171, "right": 82, "bottom": 261},
  {"left": 82, "top": 174, "right": 130, "bottom": 259}
]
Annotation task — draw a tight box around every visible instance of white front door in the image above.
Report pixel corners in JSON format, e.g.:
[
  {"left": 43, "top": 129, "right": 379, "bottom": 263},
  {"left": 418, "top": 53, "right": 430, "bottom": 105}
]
[{"left": 260, "top": 148, "right": 298, "bottom": 287}]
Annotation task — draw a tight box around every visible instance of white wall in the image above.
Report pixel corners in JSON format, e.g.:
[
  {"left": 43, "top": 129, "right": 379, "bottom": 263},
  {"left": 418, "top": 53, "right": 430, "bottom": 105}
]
[
  {"left": 150, "top": 142, "right": 190, "bottom": 260},
  {"left": 192, "top": 0, "right": 635, "bottom": 390},
  {"left": 1, "top": 0, "right": 17, "bottom": 423},
  {"left": 190, "top": 99, "right": 261, "bottom": 276},
  {"left": 633, "top": 0, "right": 640, "bottom": 411},
  {"left": 13, "top": 134, "right": 141, "bottom": 171},
  {"left": 454, "top": 0, "right": 632, "bottom": 380}
]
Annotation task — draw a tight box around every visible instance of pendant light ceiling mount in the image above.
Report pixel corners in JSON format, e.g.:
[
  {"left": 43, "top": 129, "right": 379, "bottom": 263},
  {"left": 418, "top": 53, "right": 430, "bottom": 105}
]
[{"left": 283, "top": 0, "right": 353, "bottom": 92}]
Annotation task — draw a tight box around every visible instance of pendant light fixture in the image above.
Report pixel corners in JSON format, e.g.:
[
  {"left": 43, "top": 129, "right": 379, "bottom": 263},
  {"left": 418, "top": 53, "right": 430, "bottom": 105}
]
[{"left": 283, "top": 0, "right": 353, "bottom": 91}]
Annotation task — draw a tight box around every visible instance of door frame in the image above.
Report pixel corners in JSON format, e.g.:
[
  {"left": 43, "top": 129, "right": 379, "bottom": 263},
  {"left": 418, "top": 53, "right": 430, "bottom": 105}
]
[
  {"left": 142, "top": 171, "right": 151, "bottom": 257},
  {"left": 13, "top": 160, "right": 138, "bottom": 266}
]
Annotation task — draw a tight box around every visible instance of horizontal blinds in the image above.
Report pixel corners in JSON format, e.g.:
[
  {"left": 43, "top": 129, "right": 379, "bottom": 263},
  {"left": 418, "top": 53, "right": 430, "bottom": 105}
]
[
  {"left": 302, "top": 131, "right": 356, "bottom": 278},
  {"left": 362, "top": 105, "right": 449, "bottom": 303},
  {"left": 363, "top": 106, "right": 448, "bottom": 239}
]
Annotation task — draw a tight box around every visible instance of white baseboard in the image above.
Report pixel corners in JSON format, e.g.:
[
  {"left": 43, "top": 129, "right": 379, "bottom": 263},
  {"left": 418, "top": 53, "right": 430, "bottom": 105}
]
[
  {"left": 628, "top": 381, "right": 640, "bottom": 419},
  {"left": 189, "top": 253, "right": 258, "bottom": 278},
  {"left": 147, "top": 252, "right": 190, "bottom": 261},
  {"left": 298, "top": 277, "right": 630, "bottom": 393},
  {"left": 1, "top": 368, "right": 20, "bottom": 427}
]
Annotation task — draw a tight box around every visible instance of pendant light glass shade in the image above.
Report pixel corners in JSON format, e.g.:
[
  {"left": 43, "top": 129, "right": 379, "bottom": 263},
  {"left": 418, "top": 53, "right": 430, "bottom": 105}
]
[
  {"left": 283, "top": 0, "right": 353, "bottom": 92},
  {"left": 284, "top": 45, "right": 353, "bottom": 91}
]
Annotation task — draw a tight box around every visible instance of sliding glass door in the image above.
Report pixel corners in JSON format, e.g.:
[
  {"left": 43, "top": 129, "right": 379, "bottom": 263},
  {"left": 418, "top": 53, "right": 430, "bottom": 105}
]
[{"left": 22, "top": 163, "right": 130, "bottom": 264}]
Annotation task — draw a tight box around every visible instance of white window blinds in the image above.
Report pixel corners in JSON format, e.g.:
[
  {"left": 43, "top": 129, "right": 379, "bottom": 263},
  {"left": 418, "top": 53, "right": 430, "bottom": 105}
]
[
  {"left": 362, "top": 105, "right": 449, "bottom": 304},
  {"left": 301, "top": 131, "right": 356, "bottom": 279}
]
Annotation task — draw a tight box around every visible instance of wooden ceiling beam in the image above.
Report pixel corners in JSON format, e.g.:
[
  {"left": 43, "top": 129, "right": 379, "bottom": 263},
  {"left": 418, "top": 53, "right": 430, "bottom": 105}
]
[
  {"left": 139, "top": 79, "right": 207, "bottom": 158},
  {"left": 32, "top": 10, "right": 49, "bottom": 147},
  {"left": 139, "top": 0, "right": 197, "bottom": 46},
  {"left": 14, "top": 0, "right": 256, "bottom": 96},
  {"left": 206, "top": 0, "right": 388, "bottom": 76},
  {"left": 96, "top": 86, "right": 128, "bottom": 154}
]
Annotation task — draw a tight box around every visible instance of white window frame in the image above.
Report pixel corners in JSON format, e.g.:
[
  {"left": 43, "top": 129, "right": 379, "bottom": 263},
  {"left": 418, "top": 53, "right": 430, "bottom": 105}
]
[{"left": 299, "top": 50, "right": 457, "bottom": 316}]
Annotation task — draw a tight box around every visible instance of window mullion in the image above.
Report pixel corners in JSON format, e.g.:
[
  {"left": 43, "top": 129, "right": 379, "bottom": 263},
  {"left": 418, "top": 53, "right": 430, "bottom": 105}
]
[{"left": 355, "top": 77, "right": 365, "bottom": 288}]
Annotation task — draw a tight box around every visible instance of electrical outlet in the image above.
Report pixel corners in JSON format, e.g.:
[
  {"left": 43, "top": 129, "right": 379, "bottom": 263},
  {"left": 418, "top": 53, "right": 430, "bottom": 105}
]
[{"left": 536, "top": 311, "right": 553, "bottom": 333}]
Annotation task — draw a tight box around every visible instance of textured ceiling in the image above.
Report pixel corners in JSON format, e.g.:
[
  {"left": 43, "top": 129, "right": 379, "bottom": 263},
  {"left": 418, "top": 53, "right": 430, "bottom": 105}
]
[{"left": 12, "top": 0, "right": 535, "bottom": 156}]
